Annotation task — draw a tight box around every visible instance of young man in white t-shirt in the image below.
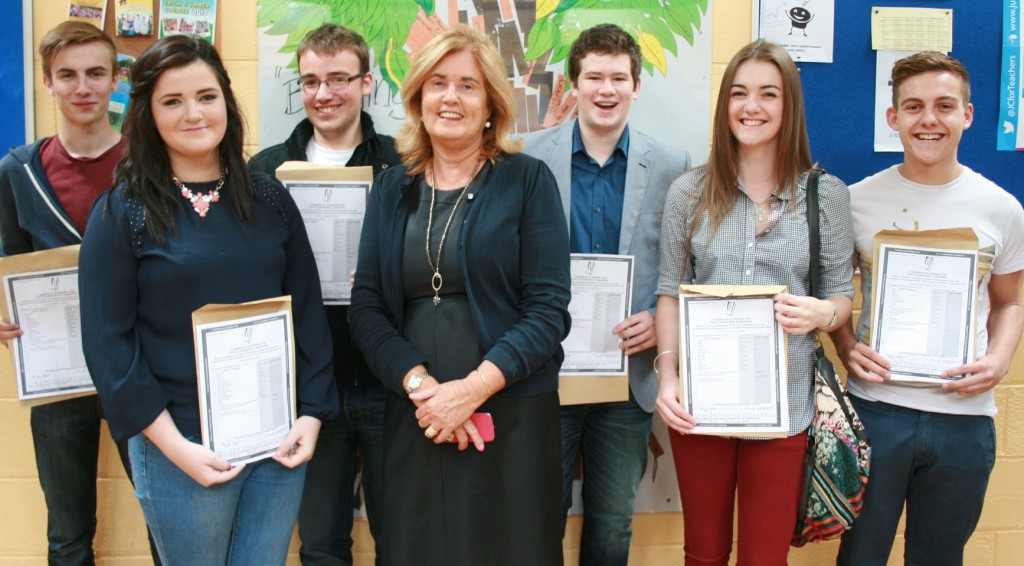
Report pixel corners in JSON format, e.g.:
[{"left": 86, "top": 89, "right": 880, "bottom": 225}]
[{"left": 831, "top": 52, "right": 1024, "bottom": 565}]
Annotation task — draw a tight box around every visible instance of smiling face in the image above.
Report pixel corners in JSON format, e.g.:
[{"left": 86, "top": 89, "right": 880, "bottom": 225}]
[
  {"left": 790, "top": 7, "right": 811, "bottom": 23},
  {"left": 150, "top": 61, "right": 227, "bottom": 175},
  {"left": 419, "top": 49, "right": 491, "bottom": 151},
  {"left": 571, "top": 52, "right": 639, "bottom": 138},
  {"left": 298, "top": 48, "right": 371, "bottom": 149},
  {"left": 728, "top": 59, "right": 784, "bottom": 154},
  {"left": 43, "top": 42, "right": 116, "bottom": 129},
  {"left": 887, "top": 71, "right": 973, "bottom": 183}
]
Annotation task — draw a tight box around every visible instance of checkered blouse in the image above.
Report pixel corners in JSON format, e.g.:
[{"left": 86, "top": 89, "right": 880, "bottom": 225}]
[{"left": 656, "top": 166, "right": 855, "bottom": 436}]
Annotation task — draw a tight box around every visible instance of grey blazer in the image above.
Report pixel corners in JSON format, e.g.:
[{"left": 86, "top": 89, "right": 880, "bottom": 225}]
[{"left": 521, "top": 120, "right": 690, "bottom": 411}]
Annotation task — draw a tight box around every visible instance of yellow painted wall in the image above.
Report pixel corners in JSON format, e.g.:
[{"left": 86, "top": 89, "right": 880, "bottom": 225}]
[{"left": 6, "top": 1, "right": 1022, "bottom": 564}]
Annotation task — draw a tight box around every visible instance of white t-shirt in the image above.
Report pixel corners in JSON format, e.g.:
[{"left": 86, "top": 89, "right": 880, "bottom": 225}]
[
  {"left": 305, "top": 139, "right": 355, "bottom": 166},
  {"left": 849, "top": 165, "right": 1024, "bottom": 416}
]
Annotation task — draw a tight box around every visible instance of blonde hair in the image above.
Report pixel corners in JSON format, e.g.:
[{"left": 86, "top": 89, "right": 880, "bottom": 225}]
[{"left": 395, "top": 25, "right": 521, "bottom": 174}]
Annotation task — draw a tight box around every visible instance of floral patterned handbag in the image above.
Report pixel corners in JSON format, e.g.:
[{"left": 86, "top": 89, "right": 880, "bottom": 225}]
[{"left": 791, "top": 169, "right": 872, "bottom": 546}]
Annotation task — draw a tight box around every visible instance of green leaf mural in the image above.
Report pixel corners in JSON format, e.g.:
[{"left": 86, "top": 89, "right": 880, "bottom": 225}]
[
  {"left": 530, "top": 0, "right": 708, "bottom": 76},
  {"left": 257, "top": 0, "right": 432, "bottom": 92},
  {"left": 256, "top": 0, "right": 705, "bottom": 94}
]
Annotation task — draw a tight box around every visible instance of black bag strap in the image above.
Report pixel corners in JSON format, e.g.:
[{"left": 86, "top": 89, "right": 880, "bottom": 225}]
[
  {"left": 805, "top": 170, "right": 867, "bottom": 441},
  {"left": 805, "top": 168, "right": 823, "bottom": 300}
]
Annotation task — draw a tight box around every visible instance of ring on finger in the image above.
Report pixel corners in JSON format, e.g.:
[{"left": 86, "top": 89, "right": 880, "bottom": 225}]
[
  {"left": 445, "top": 433, "right": 455, "bottom": 442},
  {"left": 425, "top": 425, "right": 438, "bottom": 439}
]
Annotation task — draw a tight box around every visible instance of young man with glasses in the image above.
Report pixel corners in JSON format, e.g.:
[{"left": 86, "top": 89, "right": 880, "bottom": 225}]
[{"left": 250, "top": 23, "right": 399, "bottom": 565}]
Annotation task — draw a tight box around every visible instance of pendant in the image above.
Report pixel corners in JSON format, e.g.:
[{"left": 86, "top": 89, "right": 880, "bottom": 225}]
[
  {"left": 431, "top": 272, "right": 443, "bottom": 306},
  {"left": 756, "top": 206, "right": 766, "bottom": 222}
]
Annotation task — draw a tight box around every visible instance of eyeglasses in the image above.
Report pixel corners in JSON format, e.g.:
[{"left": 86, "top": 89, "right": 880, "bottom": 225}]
[{"left": 298, "top": 74, "right": 364, "bottom": 94}]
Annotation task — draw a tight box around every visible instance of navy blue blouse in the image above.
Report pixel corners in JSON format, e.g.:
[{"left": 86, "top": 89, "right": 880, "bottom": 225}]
[{"left": 79, "top": 171, "right": 338, "bottom": 442}]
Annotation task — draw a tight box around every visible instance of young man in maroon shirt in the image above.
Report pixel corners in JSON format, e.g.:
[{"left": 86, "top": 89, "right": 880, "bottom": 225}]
[{"left": 0, "top": 22, "right": 158, "bottom": 565}]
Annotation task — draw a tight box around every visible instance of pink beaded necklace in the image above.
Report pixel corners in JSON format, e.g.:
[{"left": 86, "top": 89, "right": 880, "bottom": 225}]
[{"left": 173, "top": 171, "right": 226, "bottom": 217}]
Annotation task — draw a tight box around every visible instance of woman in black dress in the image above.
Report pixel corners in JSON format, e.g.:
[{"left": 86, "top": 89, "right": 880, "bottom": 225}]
[{"left": 350, "top": 25, "right": 571, "bottom": 566}]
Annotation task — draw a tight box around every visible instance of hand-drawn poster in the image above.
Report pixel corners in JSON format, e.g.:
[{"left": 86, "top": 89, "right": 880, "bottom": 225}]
[
  {"left": 256, "top": 0, "right": 711, "bottom": 169},
  {"left": 754, "top": 0, "right": 835, "bottom": 63},
  {"left": 257, "top": 0, "right": 713, "bottom": 514}
]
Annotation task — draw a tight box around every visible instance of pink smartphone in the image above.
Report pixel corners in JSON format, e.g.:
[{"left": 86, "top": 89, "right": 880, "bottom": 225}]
[{"left": 447, "top": 412, "right": 494, "bottom": 443}]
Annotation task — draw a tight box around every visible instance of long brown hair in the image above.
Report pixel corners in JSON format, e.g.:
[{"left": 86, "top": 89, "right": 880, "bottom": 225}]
[
  {"left": 696, "top": 39, "right": 812, "bottom": 237},
  {"left": 116, "top": 35, "right": 253, "bottom": 242}
]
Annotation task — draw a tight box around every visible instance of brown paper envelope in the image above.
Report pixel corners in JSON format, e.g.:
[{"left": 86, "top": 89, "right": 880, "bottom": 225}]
[
  {"left": 869, "top": 227, "right": 979, "bottom": 348},
  {"left": 0, "top": 245, "right": 92, "bottom": 407},
  {"left": 558, "top": 374, "right": 629, "bottom": 405},
  {"left": 677, "top": 284, "right": 789, "bottom": 438},
  {"left": 191, "top": 296, "right": 296, "bottom": 449},
  {"left": 274, "top": 162, "right": 374, "bottom": 183}
]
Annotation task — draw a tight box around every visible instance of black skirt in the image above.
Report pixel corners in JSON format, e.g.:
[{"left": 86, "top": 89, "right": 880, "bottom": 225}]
[{"left": 379, "top": 390, "right": 563, "bottom": 566}]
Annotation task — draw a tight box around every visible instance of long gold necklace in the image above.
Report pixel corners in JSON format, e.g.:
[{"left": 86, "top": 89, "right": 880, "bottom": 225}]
[{"left": 425, "top": 159, "right": 483, "bottom": 306}]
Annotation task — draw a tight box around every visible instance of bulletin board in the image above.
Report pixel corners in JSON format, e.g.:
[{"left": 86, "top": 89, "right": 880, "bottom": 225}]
[
  {"left": 0, "top": 0, "right": 28, "bottom": 149},
  {"left": 797, "top": 1, "right": 1023, "bottom": 200}
]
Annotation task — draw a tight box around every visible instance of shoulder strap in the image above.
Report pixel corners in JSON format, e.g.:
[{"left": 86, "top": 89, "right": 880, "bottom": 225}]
[{"left": 805, "top": 168, "right": 823, "bottom": 299}]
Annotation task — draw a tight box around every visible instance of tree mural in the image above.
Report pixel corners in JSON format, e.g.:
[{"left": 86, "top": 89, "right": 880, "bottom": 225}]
[
  {"left": 257, "top": 0, "right": 434, "bottom": 92},
  {"left": 527, "top": 0, "right": 707, "bottom": 76},
  {"left": 257, "top": 0, "right": 707, "bottom": 91}
]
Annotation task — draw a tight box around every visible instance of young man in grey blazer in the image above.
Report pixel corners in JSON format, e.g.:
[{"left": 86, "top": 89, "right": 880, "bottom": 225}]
[{"left": 522, "top": 23, "right": 690, "bottom": 566}]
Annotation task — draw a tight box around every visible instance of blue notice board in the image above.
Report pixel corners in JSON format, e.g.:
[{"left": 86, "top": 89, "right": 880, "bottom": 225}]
[
  {"left": 0, "top": 0, "right": 26, "bottom": 151},
  {"left": 799, "top": 1, "right": 1023, "bottom": 201}
]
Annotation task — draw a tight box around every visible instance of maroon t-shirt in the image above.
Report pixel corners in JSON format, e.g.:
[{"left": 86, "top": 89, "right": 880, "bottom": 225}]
[{"left": 40, "top": 135, "right": 126, "bottom": 235}]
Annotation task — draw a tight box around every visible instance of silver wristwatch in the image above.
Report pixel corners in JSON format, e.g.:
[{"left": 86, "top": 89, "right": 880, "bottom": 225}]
[{"left": 404, "top": 370, "right": 429, "bottom": 394}]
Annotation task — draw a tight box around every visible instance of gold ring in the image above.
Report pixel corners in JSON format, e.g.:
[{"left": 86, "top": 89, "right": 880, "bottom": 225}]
[
  {"left": 425, "top": 426, "right": 439, "bottom": 438},
  {"left": 446, "top": 433, "right": 455, "bottom": 442}
]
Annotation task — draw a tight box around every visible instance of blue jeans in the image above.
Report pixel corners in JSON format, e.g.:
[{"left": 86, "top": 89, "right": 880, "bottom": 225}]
[
  {"left": 297, "top": 382, "right": 386, "bottom": 565},
  {"left": 129, "top": 434, "right": 307, "bottom": 566},
  {"left": 561, "top": 398, "right": 653, "bottom": 566},
  {"left": 837, "top": 396, "right": 996, "bottom": 566}
]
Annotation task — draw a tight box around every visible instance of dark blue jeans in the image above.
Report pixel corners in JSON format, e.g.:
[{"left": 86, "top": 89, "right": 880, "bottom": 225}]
[
  {"left": 297, "top": 381, "right": 387, "bottom": 565},
  {"left": 31, "top": 395, "right": 161, "bottom": 566},
  {"left": 837, "top": 396, "right": 996, "bottom": 566},
  {"left": 560, "top": 398, "right": 652, "bottom": 566}
]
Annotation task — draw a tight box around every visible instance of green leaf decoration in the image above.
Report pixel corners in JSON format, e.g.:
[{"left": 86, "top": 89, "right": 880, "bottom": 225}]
[
  {"left": 526, "top": 0, "right": 708, "bottom": 77},
  {"left": 257, "top": 0, "right": 423, "bottom": 86},
  {"left": 525, "top": 17, "right": 558, "bottom": 61}
]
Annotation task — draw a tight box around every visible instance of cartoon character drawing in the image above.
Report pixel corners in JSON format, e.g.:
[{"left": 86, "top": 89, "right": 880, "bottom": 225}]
[{"left": 788, "top": 6, "right": 813, "bottom": 36}]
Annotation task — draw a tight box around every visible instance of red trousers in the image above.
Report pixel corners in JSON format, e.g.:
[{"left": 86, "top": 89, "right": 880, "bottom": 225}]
[{"left": 670, "top": 430, "right": 808, "bottom": 566}]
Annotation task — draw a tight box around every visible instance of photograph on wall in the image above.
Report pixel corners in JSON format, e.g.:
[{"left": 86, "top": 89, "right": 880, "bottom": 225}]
[
  {"left": 67, "top": 0, "right": 106, "bottom": 29},
  {"left": 115, "top": 1, "right": 155, "bottom": 37},
  {"left": 159, "top": 0, "right": 217, "bottom": 42}
]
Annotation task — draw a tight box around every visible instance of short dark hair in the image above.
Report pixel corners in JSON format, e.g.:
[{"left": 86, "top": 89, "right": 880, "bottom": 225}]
[
  {"left": 567, "top": 24, "right": 642, "bottom": 85},
  {"left": 38, "top": 21, "right": 117, "bottom": 78},
  {"left": 891, "top": 51, "right": 971, "bottom": 108},
  {"left": 116, "top": 35, "right": 253, "bottom": 242},
  {"left": 296, "top": 24, "right": 370, "bottom": 75}
]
